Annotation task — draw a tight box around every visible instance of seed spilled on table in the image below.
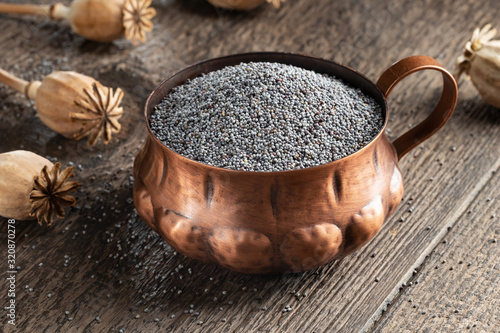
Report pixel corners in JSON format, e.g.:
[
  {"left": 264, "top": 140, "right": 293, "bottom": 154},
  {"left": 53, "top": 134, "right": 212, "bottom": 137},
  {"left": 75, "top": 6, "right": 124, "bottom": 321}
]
[{"left": 150, "top": 62, "right": 384, "bottom": 172}]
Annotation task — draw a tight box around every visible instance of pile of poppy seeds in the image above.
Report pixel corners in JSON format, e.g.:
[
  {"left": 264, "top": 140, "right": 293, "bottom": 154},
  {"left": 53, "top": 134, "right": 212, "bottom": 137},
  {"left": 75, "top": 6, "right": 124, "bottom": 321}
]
[{"left": 150, "top": 62, "right": 384, "bottom": 172}]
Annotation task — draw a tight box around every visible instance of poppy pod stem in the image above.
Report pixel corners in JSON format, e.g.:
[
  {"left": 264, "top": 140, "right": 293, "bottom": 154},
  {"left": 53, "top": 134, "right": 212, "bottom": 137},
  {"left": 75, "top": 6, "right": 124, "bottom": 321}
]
[
  {"left": 0, "top": 67, "right": 40, "bottom": 100},
  {"left": 0, "top": 3, "right": 51, "bottom": 17},
  {"left": 0, "top": 2, "right": 69, "bottom": 19}
]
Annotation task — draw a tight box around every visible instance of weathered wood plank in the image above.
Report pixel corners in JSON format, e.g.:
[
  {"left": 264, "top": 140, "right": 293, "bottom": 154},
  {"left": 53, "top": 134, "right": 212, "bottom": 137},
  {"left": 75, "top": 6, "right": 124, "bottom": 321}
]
[
  {"left": 1, "top": 0, "right": 499, "bottom": 332},
  {"left": 372, "top": 170, "right": 499, "bottom": 333}
]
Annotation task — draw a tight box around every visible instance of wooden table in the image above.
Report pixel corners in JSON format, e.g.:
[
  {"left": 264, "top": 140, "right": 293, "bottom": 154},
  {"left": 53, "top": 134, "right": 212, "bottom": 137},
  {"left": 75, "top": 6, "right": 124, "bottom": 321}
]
[{"left": 1, "top": 0, "right": 499, "bottom": 332}]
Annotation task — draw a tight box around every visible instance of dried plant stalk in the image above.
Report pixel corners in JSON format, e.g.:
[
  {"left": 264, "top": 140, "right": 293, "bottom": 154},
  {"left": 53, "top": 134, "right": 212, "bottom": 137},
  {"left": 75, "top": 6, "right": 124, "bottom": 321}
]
[{"left": 0, "top": 3, "right": 52, "bottom": 17}]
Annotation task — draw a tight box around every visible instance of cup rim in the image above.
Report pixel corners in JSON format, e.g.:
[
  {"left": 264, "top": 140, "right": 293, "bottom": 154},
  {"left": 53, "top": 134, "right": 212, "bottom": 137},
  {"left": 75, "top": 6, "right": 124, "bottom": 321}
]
[{"left": 143, "top": 52, "right": 390, "bottom": 175}]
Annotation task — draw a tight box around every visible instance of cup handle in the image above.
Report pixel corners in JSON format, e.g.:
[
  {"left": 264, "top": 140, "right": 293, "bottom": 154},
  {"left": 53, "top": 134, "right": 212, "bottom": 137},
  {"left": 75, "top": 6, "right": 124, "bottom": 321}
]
[{"left": 376, "top": 55, "right": 458, "bottom": 160}]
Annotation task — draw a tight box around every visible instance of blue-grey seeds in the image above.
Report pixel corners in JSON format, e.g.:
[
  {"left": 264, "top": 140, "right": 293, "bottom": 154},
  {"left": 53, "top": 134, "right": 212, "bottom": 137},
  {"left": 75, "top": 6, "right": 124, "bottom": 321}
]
[{"left": 150, "top": 62, "right": 383, "bottom": 172}]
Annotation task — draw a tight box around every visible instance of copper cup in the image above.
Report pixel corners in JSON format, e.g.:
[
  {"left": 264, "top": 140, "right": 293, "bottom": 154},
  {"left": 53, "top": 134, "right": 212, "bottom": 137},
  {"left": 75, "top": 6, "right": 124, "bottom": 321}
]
[{"left": 133, "top": 53, "right": 458, "bottom": 274}]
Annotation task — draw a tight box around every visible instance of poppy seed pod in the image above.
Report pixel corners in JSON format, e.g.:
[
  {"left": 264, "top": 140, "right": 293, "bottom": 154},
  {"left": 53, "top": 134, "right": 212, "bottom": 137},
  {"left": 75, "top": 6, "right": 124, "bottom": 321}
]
[
  {"left": 0, "top": 150, "right": 79, "bottom": 225},
  {"left": 456, "top": 24, "right": 500, "bottom": 108},
  {"left": 0, "top": 0, "right": 156, "bottom": 44},
  {"left": 0, "top": 67, "right": 124, "bottom": 146}
]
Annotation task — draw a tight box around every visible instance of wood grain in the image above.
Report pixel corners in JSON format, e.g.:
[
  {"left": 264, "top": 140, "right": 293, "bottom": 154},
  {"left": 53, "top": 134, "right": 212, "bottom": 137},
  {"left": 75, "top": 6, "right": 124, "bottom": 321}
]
[
  {"left": 0, "top": 0, "right": 499, "bottom": 332},
  {"left": 373, "top": 170, "right": 499, "bottom": 332}
]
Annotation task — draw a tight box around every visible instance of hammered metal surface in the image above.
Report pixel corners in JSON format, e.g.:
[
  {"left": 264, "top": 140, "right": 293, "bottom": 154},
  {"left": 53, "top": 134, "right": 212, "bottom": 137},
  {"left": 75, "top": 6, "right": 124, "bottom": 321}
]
[
  {"left": 209, "top": 228, "right": 273, "bottom": 273},
  {"left": 280, "top": 223, "right": 343, "bottom": 272}
]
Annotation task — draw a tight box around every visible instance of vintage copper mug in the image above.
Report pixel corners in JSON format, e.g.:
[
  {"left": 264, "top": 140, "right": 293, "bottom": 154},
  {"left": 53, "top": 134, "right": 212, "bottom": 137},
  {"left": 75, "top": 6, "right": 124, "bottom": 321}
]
[{"left": 133, "top": 53, "right": 458, "bottom": 274}]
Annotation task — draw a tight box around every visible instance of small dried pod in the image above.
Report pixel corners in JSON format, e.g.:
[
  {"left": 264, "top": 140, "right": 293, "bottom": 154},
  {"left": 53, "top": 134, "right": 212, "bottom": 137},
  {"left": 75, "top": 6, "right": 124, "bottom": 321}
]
[
  {"left": 0, "top": 150, "right": 80, "bottom": 226},
  {"left": 0, "top": 67, "right": 124, "bottom": 146},
  {"left": 207, "top": 0, "right": 285, "bottom": 10},
  {"left": 456, "top": 24, "right": 500, "bottom": 108},
  {"left": 0, "top": 0, "right": 156, "bottom": 44}
]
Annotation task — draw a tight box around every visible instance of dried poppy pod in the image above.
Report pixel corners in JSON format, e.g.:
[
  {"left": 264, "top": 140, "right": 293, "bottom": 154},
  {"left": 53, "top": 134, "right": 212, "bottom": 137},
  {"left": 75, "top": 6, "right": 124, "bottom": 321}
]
[
  {"left": 0, "top": 67, "right": 124, "bottom": 146},
  {"left": 0, "top": 0, "right": 156, "bottom": 44},
  {"left": 456, "top": 24, "right": 500, "bottom": 108},
  {"left": 207, "top": 0, "right": 285, "bottom": 10},
  {"left": 0, "top": 150, "right": 80, "bottom": 225}
]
